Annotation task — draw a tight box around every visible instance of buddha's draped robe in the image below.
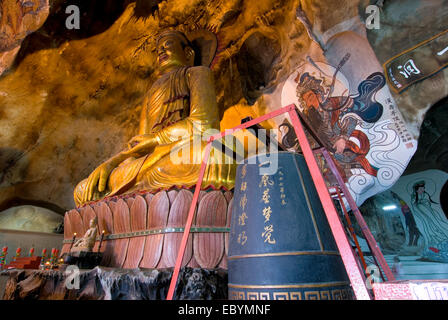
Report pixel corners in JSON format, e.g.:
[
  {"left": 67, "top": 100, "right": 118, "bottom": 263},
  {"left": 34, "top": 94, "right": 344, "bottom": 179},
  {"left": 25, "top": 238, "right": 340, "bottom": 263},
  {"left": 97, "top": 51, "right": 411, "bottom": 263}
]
[{"left": 74, "top": 66, "right": 236, "bottom": 206}]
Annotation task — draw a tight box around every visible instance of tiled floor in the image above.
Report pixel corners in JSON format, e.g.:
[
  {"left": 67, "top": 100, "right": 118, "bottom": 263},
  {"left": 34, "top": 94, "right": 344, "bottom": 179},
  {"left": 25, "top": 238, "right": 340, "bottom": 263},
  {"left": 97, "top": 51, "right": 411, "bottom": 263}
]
[{"left": 381, "top": 255, "right": 448, "bottom": 280}]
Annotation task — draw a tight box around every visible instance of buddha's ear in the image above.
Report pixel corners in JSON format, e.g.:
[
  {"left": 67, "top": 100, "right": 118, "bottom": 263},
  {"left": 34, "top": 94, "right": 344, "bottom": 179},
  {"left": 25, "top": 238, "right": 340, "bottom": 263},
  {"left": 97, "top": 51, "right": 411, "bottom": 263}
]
[{"left": 184, "top": 46, "right": 195, "bottom": 66}]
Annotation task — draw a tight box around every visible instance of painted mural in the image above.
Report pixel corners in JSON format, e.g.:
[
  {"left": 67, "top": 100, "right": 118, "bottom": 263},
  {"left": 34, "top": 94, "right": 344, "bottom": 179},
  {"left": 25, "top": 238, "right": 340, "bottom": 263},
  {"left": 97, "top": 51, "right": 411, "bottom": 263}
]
[
  {"left": 281, "top": 55, "right": 417, "bottom": 205},
  {"left": 357, "top": 169, "right": 448, "bottom": 263}
]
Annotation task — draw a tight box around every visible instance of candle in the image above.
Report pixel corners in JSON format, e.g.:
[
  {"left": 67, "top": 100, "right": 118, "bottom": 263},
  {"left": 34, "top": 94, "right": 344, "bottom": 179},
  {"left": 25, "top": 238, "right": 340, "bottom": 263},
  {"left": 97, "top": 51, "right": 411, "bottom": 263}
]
[
  {"left": 0, "top": 247, "right": 7, "bottom": 269},
  {"left": 13, "top": 247, "right": 21, "bottom": 262},
  {"left": 41, "top": 248, "right": 47, "bottom": 262},
  {"left": 69, "top": 233, "right": 77, "bottom": 250},
  {"left": 98, "top": 230, "right": 105, "bottom": 252},
  {"left": 39, "top": 248, "right": 47, "bottom": 268},
  {"left": 49, "top": 248, "right": 56, "bottom": 266}
]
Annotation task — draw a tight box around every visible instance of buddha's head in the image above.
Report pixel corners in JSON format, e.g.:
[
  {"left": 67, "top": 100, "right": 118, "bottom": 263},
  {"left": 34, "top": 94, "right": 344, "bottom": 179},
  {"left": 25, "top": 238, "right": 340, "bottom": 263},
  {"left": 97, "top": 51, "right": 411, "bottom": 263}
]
[{"left": 156, "top": 30, "right": 195, "bottom": 72}]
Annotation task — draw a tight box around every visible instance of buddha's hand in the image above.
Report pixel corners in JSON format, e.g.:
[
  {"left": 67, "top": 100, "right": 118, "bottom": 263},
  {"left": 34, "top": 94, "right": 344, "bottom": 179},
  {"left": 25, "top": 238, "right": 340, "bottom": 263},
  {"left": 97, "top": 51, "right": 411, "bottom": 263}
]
[
  {"left": 82, "top": 160, "right": 116, "bottom": 203},
  {"left": 127, "top": 134, "right": 158, "bottom": 150}
]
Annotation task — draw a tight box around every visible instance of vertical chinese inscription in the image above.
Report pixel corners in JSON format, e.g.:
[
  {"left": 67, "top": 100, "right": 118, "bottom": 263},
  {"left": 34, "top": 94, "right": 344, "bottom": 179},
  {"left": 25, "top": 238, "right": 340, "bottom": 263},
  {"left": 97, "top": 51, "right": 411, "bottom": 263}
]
[
  {"left": 259, "top": 173, "right": 276, "bottom": 244},
  {"left": 278, "top": 168, "right": 287, "bottom": 206},
  {"left": 385, "top": 97, "right": 413, "bottom": 148},
  {"left": 237, "top": 164, "right": 249, "bottom": 246}
]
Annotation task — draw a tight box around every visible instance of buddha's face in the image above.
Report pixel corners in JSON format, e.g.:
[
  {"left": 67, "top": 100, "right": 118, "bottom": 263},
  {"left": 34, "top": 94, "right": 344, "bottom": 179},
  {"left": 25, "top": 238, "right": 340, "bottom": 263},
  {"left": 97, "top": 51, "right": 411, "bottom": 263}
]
[{"left": 157, "top": 35, "right": 192, "bottom": 71}]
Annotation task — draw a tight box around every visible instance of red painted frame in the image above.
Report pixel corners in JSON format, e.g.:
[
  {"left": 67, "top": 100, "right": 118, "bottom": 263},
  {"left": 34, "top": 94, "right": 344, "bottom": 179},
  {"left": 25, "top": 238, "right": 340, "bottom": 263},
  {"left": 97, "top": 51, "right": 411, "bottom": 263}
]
[
  {"left": 320, "top": 148, "right": 395, "bottom": 281},
  {"left": 166, "top": 104, "right": 393, "bottom": 300}
]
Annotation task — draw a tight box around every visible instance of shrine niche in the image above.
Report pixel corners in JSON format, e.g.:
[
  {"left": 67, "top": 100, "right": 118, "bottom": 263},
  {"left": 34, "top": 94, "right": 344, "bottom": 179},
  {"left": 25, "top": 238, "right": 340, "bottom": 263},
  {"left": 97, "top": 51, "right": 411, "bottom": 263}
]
[{"left": 236, "top": 31, "right": 282, "bottom": 104}]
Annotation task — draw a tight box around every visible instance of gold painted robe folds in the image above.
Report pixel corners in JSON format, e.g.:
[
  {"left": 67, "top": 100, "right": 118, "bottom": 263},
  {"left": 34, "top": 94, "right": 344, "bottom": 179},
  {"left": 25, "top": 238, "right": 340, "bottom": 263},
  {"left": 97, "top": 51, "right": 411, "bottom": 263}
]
[{"left": 74, "top": 66, "right": 236, "bottom": 206}]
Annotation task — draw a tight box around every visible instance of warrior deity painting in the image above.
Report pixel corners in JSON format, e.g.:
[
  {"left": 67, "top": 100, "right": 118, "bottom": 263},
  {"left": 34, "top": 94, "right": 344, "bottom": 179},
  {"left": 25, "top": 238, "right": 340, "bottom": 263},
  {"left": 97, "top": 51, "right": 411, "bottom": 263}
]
[
  {"left": 281, "top": 55, "right": 416, "bottom": 205},
  {"left": 293, "top": 57, "right": 385, "bottom": 181}
]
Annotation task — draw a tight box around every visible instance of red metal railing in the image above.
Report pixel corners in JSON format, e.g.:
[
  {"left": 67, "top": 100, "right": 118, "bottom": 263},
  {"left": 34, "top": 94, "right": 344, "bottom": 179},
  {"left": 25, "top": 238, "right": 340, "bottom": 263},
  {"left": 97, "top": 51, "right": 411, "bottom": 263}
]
[{"left": 166, "top": 104, "right": 393, "bottom": 300}]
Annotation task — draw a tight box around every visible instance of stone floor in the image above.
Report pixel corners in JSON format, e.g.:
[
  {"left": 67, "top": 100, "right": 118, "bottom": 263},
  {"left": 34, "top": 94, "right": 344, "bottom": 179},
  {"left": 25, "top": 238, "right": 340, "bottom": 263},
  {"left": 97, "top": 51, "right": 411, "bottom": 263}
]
[
  {"left": 383, "top": 255, "right": 448, "bottom": 280},
  {"left": 0, "top": 267, "right": 228, "bottom": 300},
  {"left": 363, "top": 254, "right": 448, "bottom": 281}
]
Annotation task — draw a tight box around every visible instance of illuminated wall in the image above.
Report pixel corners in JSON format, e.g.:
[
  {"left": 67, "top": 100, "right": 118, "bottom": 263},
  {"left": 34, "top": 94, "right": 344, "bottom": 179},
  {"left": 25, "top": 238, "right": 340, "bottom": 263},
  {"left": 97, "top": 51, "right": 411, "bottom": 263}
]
[{"left": 358, "top": 169, "right": 448, "bottom": 263}]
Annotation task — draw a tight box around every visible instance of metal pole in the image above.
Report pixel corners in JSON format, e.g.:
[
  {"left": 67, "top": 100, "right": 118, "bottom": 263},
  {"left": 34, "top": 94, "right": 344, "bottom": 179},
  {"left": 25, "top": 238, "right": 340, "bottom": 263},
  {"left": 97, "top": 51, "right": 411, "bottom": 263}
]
[
  {"left": 335, "top": 188, "right": 368, "bottom": 271},
  {"left": 166, "top": 141, "right": 213, "bottom": 300},
  {"left": 320, "top": 148, "right": 395, "bottom": 282}
]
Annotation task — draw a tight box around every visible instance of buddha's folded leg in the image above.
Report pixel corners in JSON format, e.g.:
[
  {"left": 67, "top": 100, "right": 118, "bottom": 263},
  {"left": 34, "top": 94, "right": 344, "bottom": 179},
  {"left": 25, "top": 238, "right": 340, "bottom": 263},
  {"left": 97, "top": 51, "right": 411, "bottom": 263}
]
[
  {"left": 73, "top": 179, "right": 107, "bottom": 207},
  {"left": 131, "top": 142, "right": 236, "bottom": 192},
  {"left": 74, "top": 155, "right": 147, "bottom": 207},
  {"left": 74, "top": 141, "right": 236, "bottom": 206}
]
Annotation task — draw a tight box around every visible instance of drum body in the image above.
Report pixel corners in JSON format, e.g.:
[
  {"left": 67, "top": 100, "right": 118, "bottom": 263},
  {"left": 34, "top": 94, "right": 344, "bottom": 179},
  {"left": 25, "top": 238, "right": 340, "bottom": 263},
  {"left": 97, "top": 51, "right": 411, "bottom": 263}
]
[{"left": 228, "top": 152, "right": 354, "bottom": 300}]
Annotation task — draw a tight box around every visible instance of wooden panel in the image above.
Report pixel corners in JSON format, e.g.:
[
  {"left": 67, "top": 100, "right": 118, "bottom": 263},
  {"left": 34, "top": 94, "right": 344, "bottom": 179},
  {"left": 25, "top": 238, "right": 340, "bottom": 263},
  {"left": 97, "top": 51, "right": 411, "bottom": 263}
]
[
  {"left": 125, "top": 197, "right": 135, "bottom": 209},
  {"left": 158, "top": 189, "right": 193, "bottom": 268},
  {"left": 95, "top": 202, "right": 114, "bottom": 234},
  {"left": 219, "top": 196, "right": 233, "bottom": 269},
  {"left": 193, "top": 191, "right": 226, "bottom": 268},
  {"left": 140, "top": 191, "right": 169, "bottom": 268},
  {"left": 198, "top": 190, "right": 207, "bottom": 203},
  {"left": 129, "top": 195, "right": 147, "bottom": 231},
  {"left": 93, "top": 202, "right": 114, "bottom": 266},
  {"left": 167, "top": 189, "right": 178, "bottom": 204},
  {"left": 63, "top": 212, "right": 72, "bottom": 239},
  {"left": 144, "top": 193, "right": 154, "bottom": 208},
  {"left": 109, "top": 199, "right": 131, "bottom": 268},
  {"left": 60, "top": 243, "right": 71, "bottom": 256},
  {"left": 187, "top": 255, "right": 201, "bottom": 268},
  {"left": 224, "top": 191, "right": 233, "bottom": 204},
  {"left": 68, "top": 209, "right": 85, "bottom": 239},
  {"left": 113, "top": 199, "right": 131, "bottom": 233},
  {"left": 80, "top": 205, "right": 97, "bottom": 236},
  {"left": 188, "top": 191, "right": 203, "bottom": 268},
  {"left": 123, "top": 195, "right": 147, "bottom": 269},
  {"left": 107, "top": 200, "right": 117, "bottom": 216},
  {"left": 225, "top": 196, "right": 233, "bottom": 254},
  {"left": 62, "top": 211, "right": 74, "bottom": 255}
]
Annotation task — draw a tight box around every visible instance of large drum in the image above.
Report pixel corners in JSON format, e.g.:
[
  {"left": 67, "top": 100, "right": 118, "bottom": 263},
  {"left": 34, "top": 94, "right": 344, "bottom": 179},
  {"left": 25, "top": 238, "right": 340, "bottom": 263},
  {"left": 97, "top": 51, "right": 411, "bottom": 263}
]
[{"left": 228, "top": 152, "right": 354, "bottom": 300}]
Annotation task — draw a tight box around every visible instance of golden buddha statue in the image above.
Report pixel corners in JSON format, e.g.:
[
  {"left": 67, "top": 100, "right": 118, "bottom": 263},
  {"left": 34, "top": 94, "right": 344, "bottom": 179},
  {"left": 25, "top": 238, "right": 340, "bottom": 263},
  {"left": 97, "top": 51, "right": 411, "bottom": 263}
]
[{"left": 74, "top": 30, "right": 236, "bottom": 206}]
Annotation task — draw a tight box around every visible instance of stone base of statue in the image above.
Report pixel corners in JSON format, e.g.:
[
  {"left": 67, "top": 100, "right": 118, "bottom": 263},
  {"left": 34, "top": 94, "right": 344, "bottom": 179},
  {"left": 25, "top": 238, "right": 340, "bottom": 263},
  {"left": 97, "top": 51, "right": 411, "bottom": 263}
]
[
  {"left": 61, "top": 188, "right": 233, "bottom": 270},
  {"left": 1, "top": 267, "right": 228, "bottom": 300},
  {"left": 64, "top": 251, "right": 103, "bottom": 269}
]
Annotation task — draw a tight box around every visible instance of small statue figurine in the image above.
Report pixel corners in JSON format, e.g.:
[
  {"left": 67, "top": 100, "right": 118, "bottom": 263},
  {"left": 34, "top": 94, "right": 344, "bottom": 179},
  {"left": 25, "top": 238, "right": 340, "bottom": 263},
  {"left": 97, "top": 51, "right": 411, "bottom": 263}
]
[{"left": 71, "top": 217, "right": 98, "bottom": 252}]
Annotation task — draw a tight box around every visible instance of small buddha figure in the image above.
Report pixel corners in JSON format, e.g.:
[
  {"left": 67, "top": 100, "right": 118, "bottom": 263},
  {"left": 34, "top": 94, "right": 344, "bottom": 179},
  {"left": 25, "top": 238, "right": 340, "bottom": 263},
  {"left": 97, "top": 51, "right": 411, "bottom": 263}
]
[
  {"left": 71, "top": 217, "right": 98, "bottom": 252},
  {"left": 74, "top": 29, "right": 236, "bottom": 206}
]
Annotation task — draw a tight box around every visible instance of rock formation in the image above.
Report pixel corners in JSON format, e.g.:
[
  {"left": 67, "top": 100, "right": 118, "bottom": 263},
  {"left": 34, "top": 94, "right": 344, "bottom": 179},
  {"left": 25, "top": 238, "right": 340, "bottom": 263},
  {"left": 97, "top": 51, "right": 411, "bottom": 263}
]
[{"left": 2, "top": 267, "right": 228, "bottom": 300}]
